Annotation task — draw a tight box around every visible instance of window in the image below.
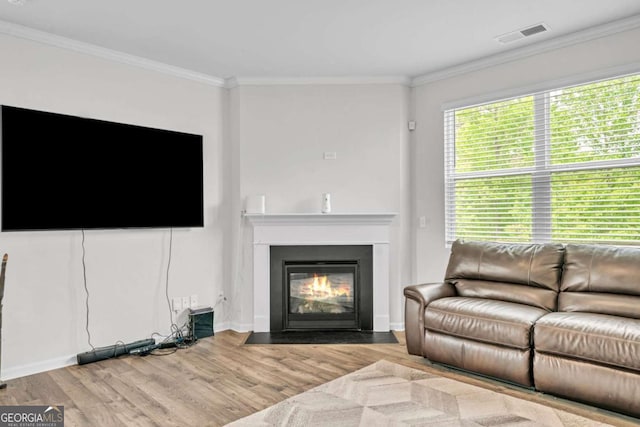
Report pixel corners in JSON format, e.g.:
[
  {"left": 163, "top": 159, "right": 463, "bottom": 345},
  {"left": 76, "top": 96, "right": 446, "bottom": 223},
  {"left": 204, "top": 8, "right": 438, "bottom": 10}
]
[{"left": 444, "top": 73, "right": 640, "bottom": 245}]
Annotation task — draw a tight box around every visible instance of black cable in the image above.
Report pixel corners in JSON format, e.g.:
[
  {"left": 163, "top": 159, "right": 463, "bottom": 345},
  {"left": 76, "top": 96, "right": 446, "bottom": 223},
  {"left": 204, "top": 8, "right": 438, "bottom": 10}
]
[
  {"left": 81, "top": 232, "right": 129, "bottom": 357},
  {"left": 162, "top": 227, "right": 197, "bottom": 347},
  {"left": 150, "top": 321, "right": 188, "bottom": 344},
  {"left": 146, "top": 320, "right": 193, "bottom": 356},
  {"left": 81, "top": 229, "right": 95, "bottom": 351},
  {"left": 164, "top": 227, "right": 174, "bottom": 326},
  {"left": 150, "top": 348, "right": 178, "bottom": 356},
  {"left": 81, "top": 226, "right": 195, "bottom": 359},
  {"left": 136, "top": 228, "right": 201, "bottom": 357}
]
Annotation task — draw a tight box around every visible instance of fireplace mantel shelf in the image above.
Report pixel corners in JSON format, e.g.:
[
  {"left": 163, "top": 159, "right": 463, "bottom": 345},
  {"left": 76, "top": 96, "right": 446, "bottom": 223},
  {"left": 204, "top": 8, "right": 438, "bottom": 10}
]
[{"left": 244, "top": 212, "right": 397, "bottom": 226}]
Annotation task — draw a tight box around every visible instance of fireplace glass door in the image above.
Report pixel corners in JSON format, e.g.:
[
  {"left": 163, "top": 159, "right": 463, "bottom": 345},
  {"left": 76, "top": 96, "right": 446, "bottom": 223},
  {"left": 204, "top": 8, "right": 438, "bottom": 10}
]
[{"left": 285, "top": 263, "right": 359, "bottom": 330}]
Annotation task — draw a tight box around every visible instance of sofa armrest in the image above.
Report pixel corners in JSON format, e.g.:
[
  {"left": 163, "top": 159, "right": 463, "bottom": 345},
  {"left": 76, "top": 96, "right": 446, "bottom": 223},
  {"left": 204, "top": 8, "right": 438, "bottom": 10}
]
[{"left": 403, "top": 282, "right": 456, "bottom": 356}]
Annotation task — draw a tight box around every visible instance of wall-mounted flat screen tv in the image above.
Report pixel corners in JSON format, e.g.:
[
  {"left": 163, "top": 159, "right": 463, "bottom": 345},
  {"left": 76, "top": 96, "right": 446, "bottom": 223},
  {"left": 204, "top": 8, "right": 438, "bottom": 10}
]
[{"left": 1, "top": 105, "right": 204, "bottom": 231}]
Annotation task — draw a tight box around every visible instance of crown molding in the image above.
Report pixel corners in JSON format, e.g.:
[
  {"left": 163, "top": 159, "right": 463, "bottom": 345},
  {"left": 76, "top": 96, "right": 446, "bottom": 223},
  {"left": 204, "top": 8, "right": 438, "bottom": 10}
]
[
  {"left": 411, "top": 13, "right": 640, "bottom": 87},
  {"left": 0, "top": 20, "right": 227, "bottom": 87},
  {"left": 227, "top": 75, "right": 411, "bottom": 88},
  {"left": 0, "top": 20, "right": 411, "bottom": 89},
  {"left": 4, "top": 11, "right": 638, "bottom": 91}
]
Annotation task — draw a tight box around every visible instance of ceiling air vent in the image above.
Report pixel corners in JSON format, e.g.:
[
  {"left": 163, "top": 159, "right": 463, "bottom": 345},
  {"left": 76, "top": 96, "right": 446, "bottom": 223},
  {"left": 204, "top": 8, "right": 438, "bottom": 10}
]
[{"left": 495, "top": 23, "right": 550, "bottom": 44}]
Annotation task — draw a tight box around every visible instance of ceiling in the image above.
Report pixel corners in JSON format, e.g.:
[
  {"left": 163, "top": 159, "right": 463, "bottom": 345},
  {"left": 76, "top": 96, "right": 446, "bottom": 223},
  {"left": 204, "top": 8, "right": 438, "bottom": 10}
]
[{"left": 1, "top": 0, "right": 640, "bottom": 82}]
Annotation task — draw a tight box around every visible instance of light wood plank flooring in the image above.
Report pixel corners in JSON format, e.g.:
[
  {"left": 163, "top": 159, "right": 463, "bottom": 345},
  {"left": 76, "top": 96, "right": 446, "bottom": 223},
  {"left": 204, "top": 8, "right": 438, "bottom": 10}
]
[{"left": 0, "top": 331, "right": 637, "bottom": 426}]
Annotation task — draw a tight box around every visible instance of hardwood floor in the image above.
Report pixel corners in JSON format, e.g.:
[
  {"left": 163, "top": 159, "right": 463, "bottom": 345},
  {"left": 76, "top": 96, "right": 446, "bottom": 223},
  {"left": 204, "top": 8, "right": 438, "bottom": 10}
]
[{"left": 0, "top": 331, "right": 637, "bottom": 426}]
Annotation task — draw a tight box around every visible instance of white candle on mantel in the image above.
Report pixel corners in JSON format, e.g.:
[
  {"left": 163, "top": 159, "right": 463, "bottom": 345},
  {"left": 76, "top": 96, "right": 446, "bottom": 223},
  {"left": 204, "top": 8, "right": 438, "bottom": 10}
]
[{"left": 322, "top": 193, "right": 331, "bottom": 213}]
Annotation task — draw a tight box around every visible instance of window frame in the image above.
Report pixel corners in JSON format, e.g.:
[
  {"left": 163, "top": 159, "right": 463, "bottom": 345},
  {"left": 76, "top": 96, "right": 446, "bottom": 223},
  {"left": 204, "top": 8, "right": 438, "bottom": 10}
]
[{"left": 444, "top": 70, "right": 640, "bottom": 246}]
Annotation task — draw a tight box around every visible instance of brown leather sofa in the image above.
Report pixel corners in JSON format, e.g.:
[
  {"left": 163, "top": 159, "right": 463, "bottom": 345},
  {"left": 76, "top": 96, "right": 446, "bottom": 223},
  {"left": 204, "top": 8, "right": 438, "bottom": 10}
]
[{"left": 404, "top": 239, "right": 640, "bottom": 418}]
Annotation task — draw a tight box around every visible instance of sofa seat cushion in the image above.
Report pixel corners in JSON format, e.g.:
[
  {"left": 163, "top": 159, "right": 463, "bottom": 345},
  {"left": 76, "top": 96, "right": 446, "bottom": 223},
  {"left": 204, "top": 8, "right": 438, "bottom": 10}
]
[
  {"left": 534, "top": 312, "right": 640, "bottom": 373},
  {"left": 425, "top": 297, "right": 547, "bottom": 350}
]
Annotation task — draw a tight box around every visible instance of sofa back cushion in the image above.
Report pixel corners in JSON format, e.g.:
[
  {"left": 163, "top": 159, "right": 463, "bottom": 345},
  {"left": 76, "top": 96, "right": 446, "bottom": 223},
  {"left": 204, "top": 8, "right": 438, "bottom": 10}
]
[
  {"left": 445, "top": 240, "right": 565, "bottom": 311},
  {"left": 559, "top": 244, "right": 640, "bottom": 319}
]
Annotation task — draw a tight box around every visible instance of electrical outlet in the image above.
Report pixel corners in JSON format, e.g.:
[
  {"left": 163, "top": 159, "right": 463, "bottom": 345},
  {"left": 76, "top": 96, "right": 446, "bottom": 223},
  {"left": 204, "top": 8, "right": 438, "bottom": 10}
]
[
  {"left": 182, "top": 296, "right": 190, "bottom": 310},
  {"left": 172, "top": 297, "right": 182, "bottom": 311},
  {"left": 190, "top": 294, "right": 198, "bottom": 308},
  {"left": 323, "top": 151, "right": 337, "bottom": 160}
]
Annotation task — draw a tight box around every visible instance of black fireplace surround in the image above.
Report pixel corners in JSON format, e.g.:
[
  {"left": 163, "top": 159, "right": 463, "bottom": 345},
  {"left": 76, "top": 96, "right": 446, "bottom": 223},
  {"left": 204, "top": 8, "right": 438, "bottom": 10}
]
[{"left": 270, "top": 245, "right": 373, "bottom": 332}]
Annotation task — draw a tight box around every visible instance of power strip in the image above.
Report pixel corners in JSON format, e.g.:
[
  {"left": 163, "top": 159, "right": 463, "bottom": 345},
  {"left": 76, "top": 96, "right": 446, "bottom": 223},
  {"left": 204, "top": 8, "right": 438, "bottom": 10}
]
[
  {"left": 129, "top": 344, "right": 159, "bottom": 355},
  {"left": 129, "top": 341, "right": 178, "bottom": 356}
]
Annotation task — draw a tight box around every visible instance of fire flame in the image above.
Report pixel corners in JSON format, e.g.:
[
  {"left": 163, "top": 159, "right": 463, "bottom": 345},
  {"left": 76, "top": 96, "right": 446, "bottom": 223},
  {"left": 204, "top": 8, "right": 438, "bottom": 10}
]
[{"left": 299, "top": 274, "right": 352, "bottom": 300}]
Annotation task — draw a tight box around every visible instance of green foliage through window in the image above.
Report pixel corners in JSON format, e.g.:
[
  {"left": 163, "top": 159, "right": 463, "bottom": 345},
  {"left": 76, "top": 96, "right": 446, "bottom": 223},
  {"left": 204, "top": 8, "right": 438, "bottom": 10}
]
[{"left": 445, "top": 73, "right": 640, "bottom": 245}]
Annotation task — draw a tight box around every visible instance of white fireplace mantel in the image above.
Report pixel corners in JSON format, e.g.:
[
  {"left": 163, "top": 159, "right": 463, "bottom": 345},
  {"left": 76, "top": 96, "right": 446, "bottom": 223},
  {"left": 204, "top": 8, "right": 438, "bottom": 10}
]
[
  {"left": 245, "top": 212, "right": 397, "bottom": 226},
  {"left": 245, "top": 212, "right": 397, "bottom": 332}
]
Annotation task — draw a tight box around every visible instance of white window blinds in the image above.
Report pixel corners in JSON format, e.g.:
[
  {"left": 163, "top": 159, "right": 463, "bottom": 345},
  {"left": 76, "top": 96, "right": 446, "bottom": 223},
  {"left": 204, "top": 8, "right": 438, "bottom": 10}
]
[{"left": 444, "top": 73, "right": 640, "bottom": 245}]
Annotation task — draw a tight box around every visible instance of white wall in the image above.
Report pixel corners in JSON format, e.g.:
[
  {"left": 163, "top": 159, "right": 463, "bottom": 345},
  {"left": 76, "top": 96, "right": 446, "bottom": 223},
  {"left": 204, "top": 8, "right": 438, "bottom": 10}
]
[
  {"left": 231, "top": 83, "right": 412, "bottom": 330},
  {"left": 412, "top": 27, "right": 640, "bottom": 283},
  {"left": 0, "top": 34, "right": 227, "bottom": 378}
]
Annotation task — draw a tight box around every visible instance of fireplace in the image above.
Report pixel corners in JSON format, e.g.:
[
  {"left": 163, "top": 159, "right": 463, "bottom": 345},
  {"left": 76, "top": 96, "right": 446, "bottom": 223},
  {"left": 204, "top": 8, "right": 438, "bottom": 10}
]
[
  {"left": 246, "top": 212, "right": 395, "bottom": 332},
  {"left": 270, "top": 245, "right": 373, "bottom": 332}
]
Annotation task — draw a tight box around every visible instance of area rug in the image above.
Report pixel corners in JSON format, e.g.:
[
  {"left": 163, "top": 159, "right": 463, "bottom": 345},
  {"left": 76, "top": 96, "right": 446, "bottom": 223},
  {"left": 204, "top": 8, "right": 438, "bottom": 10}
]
[
  {"left": 244, "top": 331, "right": 398, "bottom": 344},
  {"left": 225, "top": 360, "right": 616, "bottom": 426}
]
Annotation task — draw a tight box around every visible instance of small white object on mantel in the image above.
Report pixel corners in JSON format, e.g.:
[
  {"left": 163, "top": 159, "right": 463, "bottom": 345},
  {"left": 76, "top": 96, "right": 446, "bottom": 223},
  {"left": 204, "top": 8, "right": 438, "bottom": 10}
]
[{"left": 321, "top": 193, "right": 331, "bottom": 213}]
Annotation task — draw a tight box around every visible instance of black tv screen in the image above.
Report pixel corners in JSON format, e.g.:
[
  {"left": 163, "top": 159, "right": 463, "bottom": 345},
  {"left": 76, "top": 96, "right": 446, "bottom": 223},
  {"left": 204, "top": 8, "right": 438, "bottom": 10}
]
[{"left": 1, "top": 105, "right": 204, "bottom": 231}]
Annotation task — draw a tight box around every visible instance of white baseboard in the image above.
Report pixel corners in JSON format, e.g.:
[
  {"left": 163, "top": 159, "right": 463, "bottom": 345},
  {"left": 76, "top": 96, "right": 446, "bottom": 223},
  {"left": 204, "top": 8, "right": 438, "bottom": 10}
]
[
  {"left": 228, "top": 322, "right": 252, "bottom": 333},
  {"left": 2, "top": 354, "right": 77, "bottom": 381},
  {"left": 214, "top": 321, "right": 231, "bottom": 332},
  {"left": 390, "top": 322, "right": 405, "bottom": 331}
]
